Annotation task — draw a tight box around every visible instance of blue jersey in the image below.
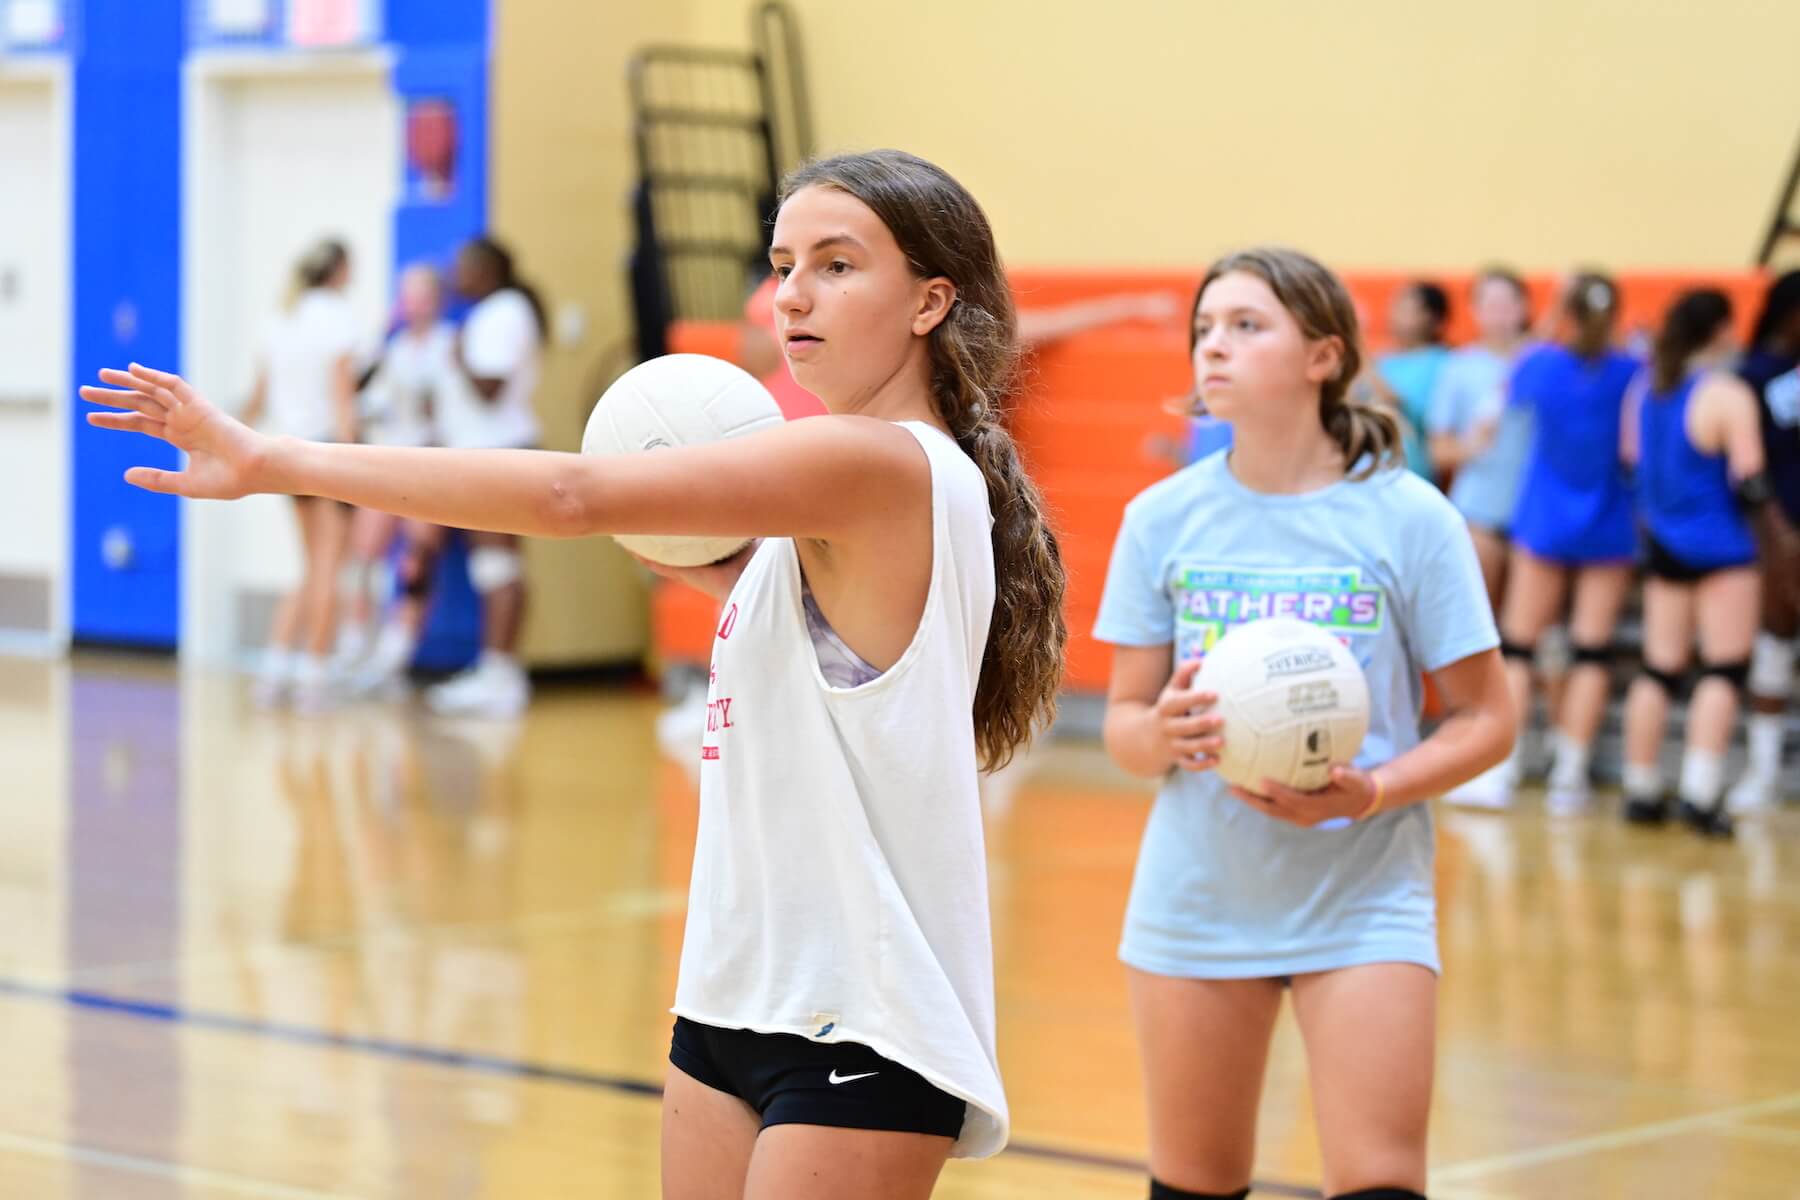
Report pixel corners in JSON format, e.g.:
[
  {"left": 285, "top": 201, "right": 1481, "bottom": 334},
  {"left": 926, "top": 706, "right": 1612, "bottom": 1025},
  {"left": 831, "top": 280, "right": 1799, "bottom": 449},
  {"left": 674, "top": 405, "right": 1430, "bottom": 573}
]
[
  {"left": 1741, "top": 348, "right": 1800, "bottom": 525},
  {"left": 1508, "top": 344, "right": 1640, "bottom": 563},
  {"left": 1638, "top": 372, "right": 1757, "bottom": 569},
  {"left": 1094, "top": 454, "right": 1497, "bottom": 978}
]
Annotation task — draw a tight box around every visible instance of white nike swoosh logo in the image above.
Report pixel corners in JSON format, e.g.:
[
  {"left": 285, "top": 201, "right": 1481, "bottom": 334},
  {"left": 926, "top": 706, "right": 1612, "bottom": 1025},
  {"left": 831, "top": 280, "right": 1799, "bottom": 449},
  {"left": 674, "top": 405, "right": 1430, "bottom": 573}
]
[{"left": 827, "top": 1069, "right": 879, "bottom": 1085}]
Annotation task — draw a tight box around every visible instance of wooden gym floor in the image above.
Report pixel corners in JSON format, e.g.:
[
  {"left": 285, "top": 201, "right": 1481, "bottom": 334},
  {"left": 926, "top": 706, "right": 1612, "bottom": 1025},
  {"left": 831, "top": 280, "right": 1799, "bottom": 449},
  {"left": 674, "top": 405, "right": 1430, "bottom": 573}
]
[{"left": 0, "top": 654, "right": 1797, "bottom": 1198}]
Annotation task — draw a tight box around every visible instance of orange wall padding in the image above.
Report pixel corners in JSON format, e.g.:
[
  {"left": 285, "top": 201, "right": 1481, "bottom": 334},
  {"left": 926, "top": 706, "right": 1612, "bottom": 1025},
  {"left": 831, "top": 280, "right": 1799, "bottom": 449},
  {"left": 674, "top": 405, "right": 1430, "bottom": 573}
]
[{"left": 658, "top": 268, "right": 1769, "bottom": 691}]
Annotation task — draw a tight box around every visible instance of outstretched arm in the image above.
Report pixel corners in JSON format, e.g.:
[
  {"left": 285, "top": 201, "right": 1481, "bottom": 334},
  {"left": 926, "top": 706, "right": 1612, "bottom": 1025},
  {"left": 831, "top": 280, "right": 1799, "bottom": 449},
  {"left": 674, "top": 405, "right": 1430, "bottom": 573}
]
[
  {"left": 1016, "top": 292, "right": 1181, "bottom": 352},
  {"left": 83, "top": 363, "right": 925, "bottom": 544}
]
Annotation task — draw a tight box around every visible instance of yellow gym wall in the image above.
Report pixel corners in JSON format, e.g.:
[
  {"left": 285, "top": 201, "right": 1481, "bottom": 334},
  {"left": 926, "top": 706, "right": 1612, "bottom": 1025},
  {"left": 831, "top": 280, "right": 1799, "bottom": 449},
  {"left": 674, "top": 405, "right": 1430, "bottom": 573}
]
[
  {"left": 488, "top": 1, "right": 716, "bottom": 665},
  {"left": 695, "top": 0, "right": 1800, "bottom": 270},
  {"left": 488, "top": 0, "right": 1799, "bottom": 666}
]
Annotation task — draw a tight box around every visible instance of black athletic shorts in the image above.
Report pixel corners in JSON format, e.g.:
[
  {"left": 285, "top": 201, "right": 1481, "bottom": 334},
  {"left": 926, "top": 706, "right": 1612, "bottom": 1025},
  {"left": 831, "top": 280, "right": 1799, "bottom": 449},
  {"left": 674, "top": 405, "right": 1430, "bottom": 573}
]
[
  {"left": 669, "top": 1017, "right": 966, "bottom": 1138},
  {"left": 1642, "top": 531, "right": 1754, "bottom": 585}
]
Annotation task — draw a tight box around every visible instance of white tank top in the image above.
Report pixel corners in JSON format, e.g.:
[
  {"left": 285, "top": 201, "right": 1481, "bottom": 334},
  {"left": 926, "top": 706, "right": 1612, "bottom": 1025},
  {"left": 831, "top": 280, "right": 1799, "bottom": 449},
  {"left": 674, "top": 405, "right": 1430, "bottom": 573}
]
[{"left": 671, "top": 421, "right": 1007, "bottom": 1158}]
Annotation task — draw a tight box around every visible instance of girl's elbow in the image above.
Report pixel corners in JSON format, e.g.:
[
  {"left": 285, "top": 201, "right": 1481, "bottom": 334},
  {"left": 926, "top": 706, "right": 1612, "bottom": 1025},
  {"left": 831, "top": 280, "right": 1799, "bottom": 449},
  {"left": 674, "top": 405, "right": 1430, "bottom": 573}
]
[
  {"left": 542, "top": 471, "right": 599, "bottom": 539},
  {"left": 1487, "top": 699, "right": 1521, "bottom": 766}
]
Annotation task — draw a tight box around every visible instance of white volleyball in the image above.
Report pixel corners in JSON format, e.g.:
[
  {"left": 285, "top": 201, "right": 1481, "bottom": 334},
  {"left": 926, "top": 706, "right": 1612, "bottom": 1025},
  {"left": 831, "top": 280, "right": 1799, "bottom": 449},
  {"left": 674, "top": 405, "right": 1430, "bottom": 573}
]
[
  {"left": 580, "top": 354, "right": 785, "bottom": 566},
  {"left": 1195, "top": 616, "right": 1371, "bottom": 793}
]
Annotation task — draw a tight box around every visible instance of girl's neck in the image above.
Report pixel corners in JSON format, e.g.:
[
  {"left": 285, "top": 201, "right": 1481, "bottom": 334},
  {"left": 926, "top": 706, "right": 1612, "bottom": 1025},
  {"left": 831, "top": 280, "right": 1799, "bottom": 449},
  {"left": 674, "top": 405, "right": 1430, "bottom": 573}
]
[
  {"left": 1687, "top": 346, "right": 1732, "bottom": 375},
  {"left": 1227, "top": 416, "right": 1344, "bottom": 495},
  {"left": 833, "top": 349, "right": 949, "bottom": 434}
]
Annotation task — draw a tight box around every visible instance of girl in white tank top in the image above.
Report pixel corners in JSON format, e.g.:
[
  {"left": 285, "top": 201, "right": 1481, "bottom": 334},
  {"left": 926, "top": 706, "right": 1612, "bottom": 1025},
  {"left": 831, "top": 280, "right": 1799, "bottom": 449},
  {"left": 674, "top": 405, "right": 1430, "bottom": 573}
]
[{"left": 85, "top": 150, "right": 1067, "bottom": 1199}]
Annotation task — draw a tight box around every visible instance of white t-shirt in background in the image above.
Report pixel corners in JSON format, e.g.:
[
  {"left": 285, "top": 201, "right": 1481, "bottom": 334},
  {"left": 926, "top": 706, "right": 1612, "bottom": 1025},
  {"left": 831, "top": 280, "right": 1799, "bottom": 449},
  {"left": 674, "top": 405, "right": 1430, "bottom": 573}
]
[
  {"left": 262, "top": 288, "right": 360, "bottom": 442},
  {"left": 438, "top": 288, "right": 543, "bottom": 450},
  {"left": 364, "top": 322, "right": 455, "bottom": 447}
]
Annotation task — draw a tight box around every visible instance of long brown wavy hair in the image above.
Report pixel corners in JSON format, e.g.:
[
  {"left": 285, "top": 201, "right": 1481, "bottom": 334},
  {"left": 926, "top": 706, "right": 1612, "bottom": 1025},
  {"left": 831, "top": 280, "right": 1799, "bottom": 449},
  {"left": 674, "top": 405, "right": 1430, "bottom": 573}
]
[
  {"left": 780, "top": 150, "right": 1067, "bottom": 770},
  {"left": 1650, "top": 288, "right": 1731, "bottom": 392},
  {"left": 1188, "top": 247, "right": 1402, "bottom": 480}
]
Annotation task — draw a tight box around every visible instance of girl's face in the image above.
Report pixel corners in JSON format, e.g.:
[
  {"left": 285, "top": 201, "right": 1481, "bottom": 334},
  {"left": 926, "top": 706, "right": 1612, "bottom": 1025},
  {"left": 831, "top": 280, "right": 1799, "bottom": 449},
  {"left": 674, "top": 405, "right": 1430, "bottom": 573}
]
[
  {"left": 397, "top": 268, "right": 441, "bottom": 326},
  {"left": 767, "top": 185, "right": 953, "bottom": 411},
  {"left": 1192, "top": 271, "right": 1340, "bottom": 425},
  {"left": 454, "top": 249, "right": 492, "bottom": 301},
  {"left": 1472, "top": 277, "right": 1527, "bottom": 342},
  {"left": 1387, "top": 288, "right": 1435, "bottom": 347}
]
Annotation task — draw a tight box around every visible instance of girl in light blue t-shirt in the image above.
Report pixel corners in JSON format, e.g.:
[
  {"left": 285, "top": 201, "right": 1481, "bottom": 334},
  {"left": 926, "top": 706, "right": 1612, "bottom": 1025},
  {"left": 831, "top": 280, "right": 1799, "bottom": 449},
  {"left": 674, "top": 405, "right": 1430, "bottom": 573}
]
[
  {"left": 1095, "top": 248, "right": 1516, "bottom": 1200},
  {"left": 1425, "top": 267, "right": 1534, "bottom": 612}
]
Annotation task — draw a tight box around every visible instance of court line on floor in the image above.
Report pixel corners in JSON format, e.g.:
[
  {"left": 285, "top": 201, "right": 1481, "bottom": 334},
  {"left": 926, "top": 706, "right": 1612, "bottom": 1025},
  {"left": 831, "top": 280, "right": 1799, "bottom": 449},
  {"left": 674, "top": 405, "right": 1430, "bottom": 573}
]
[
  {"left": 1431, "top": 1090, "right": 1800, "bottom": 1184},
  {"left": 0, "top": 1128, "right": 352, "bottom": 1200},
  {"left": 54, "top": 889, "right": 692, "bottom": 991},
  {"left": 1721, "top": 1122, "right": 1800, "bottom": 1149},
  {"left": 0, "top": 976, "right": 1326, "bottom": 1197}
]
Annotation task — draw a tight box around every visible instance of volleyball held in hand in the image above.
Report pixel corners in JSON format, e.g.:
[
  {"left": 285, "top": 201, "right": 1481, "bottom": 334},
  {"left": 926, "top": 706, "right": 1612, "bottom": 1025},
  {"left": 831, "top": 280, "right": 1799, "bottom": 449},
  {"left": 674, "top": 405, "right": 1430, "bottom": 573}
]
[
  {"left": 1195, "top": 616, "right": 1371, "bottom": 793},
  {"left": 581, "top": 354, "right": 785, "bottom": 566}
]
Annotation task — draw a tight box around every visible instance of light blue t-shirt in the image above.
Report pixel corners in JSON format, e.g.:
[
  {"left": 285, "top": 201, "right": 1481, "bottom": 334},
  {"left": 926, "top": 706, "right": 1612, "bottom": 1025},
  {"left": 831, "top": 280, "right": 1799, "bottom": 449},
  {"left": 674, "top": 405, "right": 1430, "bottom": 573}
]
[
  {"left": 1427, "top": 345, "right": 1534, "bottom": 531},
  {"left": 1378, "top": 346, "right": 1452, "bottom": 479},
  {"left": 1093, "top": 453, "right": 1498, "bottom": 978}
]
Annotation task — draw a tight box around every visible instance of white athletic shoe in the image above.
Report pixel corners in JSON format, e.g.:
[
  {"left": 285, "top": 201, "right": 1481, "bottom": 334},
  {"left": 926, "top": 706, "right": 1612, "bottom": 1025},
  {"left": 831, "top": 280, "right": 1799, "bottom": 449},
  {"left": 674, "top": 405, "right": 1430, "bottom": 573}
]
[
  {"left": 1726, "top": 771, "right": 1778, "bottom": 816},
  {"left": 250, "top": 673, "right": 290, "bottom": 709},
  {"left": 343, "top": 662, "right": 411, "bottom": 702},
  {"left": 1544, "top": 756, "right": 1591, "bottom": 817},
  {"left": 250, "top": 648, "right": 295, "bottom": 709},
  {"left": 343, "top": 620, "right": 416, "bottom": 702},
  {"left": 1445, "top": 759, "right": 1516, "bottom": 810},
  {"left": 426, "top": 662, "right": 485, "bottom": 706},
  {"left": 289, "top": 657, "right": 336, "bottom": 715},
  {"left": 426, "top": 655, "right": 529, "bottom": 719}
]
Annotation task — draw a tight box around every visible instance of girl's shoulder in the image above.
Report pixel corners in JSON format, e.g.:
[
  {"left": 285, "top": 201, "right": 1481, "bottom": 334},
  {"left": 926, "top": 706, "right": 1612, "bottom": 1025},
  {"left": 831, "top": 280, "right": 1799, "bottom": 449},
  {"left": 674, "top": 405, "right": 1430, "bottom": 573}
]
[
  {"left": 1516, "top": 340, "right": 1566, "bottom": 371},
  {"left": 1358, "top": 465, "right": 1467, "bottom": 542},
  {"left": 1126, "top": 452, "right": 1228, "bottom": 509}
]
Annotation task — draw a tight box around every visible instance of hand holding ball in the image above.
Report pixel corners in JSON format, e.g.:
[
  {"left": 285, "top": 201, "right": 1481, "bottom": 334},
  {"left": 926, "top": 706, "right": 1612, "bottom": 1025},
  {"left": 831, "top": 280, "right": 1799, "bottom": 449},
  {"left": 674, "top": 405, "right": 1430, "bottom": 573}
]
[{"left": 1195, "top": 617, "right": 1371, "bottom": 793}]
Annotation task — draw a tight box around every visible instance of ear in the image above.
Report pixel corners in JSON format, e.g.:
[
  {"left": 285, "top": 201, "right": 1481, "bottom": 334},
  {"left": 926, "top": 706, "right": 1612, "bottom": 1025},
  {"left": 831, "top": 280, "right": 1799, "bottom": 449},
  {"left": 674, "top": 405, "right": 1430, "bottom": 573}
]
[
  {"left": 913, "top": 277, "right": 956, "bottom": 337},
  {"left": 1306, "top": 335, "right": 1345, "bottom": 385}
]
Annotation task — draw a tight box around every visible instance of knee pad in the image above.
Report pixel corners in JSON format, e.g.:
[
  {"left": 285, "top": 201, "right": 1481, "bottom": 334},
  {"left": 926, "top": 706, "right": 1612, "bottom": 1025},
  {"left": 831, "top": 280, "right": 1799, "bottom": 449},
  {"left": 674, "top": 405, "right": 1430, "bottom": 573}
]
[
  {"left": 468, "top": 546, "right": 524, "bottom": 594},
  {"left": 1749, "top": 633, "right": 1795, "bottom": 697},
  {"left": 1331, "top": 1191, "right": 1427, "bottom": 1200},
  {"left": 1698, "top": 658, "right": 1751, "bottom": 694},
  {"left": 1499, "top": 639, "right": 1535, "bottom": 664},
  {"left": 1569, "top": 641, "right": 1613, "bottom": 668},
  {"left": 1149, "top": 1183, "right": 1248, "bottom": 1200},
  {"left": 1637, "top": 662, "right": 1688, "bottom": 699},
  {"left": 1537, "top": 624, "right": 1572, "bottom": 674}
]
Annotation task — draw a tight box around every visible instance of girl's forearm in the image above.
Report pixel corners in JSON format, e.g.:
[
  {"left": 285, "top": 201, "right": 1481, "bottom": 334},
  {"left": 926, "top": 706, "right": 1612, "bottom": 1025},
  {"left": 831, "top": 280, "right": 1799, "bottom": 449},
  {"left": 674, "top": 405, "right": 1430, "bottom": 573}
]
[
  {"left": 1102, "top": 701, "right": 1175, "bottom": 779},
  {"left": 266, "top": 438, "right": 587, "bottom": 537},
  {"left": 1370, "top": 705, "right": 1513, "bottom": 809}
]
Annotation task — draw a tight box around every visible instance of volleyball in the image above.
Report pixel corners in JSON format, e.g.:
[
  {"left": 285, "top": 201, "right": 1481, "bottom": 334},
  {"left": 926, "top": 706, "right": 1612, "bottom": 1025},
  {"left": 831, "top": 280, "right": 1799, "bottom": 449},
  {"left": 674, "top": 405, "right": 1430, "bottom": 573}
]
[
  {"left": 581, "top": 354, "right": 785, "bottom": 566},
  {"left": 1195, "top": 617, "right": 1372, "bottom": 793}
]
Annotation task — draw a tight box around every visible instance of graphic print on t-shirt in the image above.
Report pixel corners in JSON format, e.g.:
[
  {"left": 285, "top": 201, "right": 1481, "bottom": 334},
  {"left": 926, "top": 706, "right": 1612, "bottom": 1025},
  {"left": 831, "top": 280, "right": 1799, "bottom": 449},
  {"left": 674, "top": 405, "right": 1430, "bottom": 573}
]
[
  {"left": 1173, "top": 564, "right": 1386, "bottom": 664},
  {"left": 701, "top": 608, "right": 740, "bottom": 762}
]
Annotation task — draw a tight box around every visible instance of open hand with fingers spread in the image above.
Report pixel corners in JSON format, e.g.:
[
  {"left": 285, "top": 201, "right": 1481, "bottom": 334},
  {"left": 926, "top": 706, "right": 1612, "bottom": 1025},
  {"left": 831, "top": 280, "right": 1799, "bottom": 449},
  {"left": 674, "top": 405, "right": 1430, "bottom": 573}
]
[{"left": 81, "top": 363, "right": 275, "bottom": 499}]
